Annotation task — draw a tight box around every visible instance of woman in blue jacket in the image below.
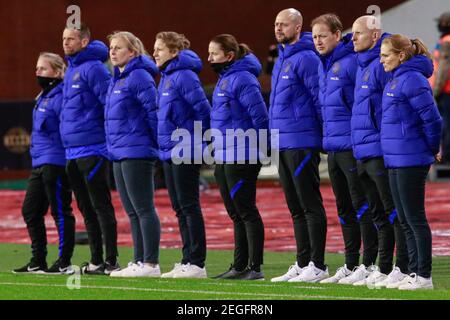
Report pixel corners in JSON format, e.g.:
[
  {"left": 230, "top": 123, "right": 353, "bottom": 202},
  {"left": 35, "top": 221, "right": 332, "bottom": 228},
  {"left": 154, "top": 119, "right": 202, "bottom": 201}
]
[
  {"left": 153, "top": 32, "right": 211, "bottom": 278},
  {"left": 380, "top": 35, "right": 442, "bottom": 290},
  {"left": 208, "top": 34, "right": 269, "bottom": 280},
  {"left": 14, "top": 53, "right": 75, "bottom": 275},
  {"left": 104, "top": 32, "right": 161, "bottom": 278}
]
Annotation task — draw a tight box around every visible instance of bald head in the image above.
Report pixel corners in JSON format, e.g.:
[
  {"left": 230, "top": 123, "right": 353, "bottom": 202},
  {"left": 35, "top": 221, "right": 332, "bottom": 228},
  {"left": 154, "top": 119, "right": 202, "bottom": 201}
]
[
  {"left": 275, "top": 8, "right": 303, "bottom": 45},
  {"left": 277, "top": 8, "right": 303, "bottom": 25},
  {"left": 352, "top": 15, "right": 382, "bottom": 52}
]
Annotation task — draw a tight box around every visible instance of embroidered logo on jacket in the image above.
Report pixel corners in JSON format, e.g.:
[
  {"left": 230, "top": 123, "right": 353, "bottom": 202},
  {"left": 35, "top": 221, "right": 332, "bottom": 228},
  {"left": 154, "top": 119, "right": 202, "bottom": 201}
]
[
  {"left": 72, "top": 72, "right": 80, "bottom": 81},
  {"left": 332, "top": 62, "right": 341, "bottom": 74},
  {"left": 220, "top": 79, "right": 229, "bottom": 91},
  {"left": 363, "top": 69, "right": 370, "bottom": 82}
]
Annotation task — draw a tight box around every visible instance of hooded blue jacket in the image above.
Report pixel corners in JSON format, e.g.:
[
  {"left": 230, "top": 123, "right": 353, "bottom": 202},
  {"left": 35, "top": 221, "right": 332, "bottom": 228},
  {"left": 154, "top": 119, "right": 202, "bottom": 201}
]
[
  {"left": 318, "top": 33, "right": 357, "bottom": 152},
  {"left": 351, "top": 33, "right": 392, "bottom": 161},
  {"left": 381, "top": 55, "right": 442, "bottom": 168},
  {"left": 269, "top": 32, "right": 322, "bottom": 151},
  {"left": 31, "top": 82, "right": 66, "bottom": 168},
  {"left": 157, "top": 50, "right": 211, "bottom": 162},
  {"left": 105, "top": 55, "right": 159, "bottom": 161},
  {"left": 60, "top": 40, "right": 111, "bottom": 148},
  {"left": 210, "top": 54, "right": 269, "bottom": 163}
]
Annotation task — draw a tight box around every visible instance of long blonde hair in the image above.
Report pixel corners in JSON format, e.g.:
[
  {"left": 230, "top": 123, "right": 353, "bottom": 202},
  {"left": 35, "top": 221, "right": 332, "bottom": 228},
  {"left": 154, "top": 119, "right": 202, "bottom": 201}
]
[
  {"left": 39, "top": 52, "right": 66, "bottom": 79},
  {"left": 382, "top": 34, "right": 432, "bottom": 62}
]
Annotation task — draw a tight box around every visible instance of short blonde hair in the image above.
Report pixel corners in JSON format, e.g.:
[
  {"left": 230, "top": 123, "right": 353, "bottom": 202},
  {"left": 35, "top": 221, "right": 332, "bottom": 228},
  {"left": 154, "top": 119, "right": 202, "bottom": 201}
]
[
  {"left": 108, "top": 31, "right": 148, "bottom": 56},
  {"left": 38, "top": 52, "right": 66, "bottom": 79}
]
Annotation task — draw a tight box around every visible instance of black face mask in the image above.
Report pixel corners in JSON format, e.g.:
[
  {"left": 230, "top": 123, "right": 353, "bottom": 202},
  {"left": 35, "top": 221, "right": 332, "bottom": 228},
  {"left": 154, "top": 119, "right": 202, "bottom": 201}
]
[
  {"left": 36, "top": 76, "right": 59, "bottom": 91},
  {"left": 210, "top": 61, "right": 233, "bottom": 74}
]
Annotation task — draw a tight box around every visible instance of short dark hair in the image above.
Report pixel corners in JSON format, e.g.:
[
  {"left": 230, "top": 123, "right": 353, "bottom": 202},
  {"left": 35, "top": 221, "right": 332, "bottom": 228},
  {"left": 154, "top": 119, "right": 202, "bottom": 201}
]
[
  {"left": 311, "top": 13, "right": 343, "bottom": 34},
  {"left": 65, "top": 22, "right": 91, "bottom": 40}
]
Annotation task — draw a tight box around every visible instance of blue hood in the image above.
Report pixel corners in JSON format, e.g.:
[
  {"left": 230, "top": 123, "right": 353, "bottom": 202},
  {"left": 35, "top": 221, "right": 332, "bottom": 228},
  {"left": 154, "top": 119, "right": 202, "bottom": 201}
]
[
  {"left": 278, "top": 32, "right": 317, "bottom": 59},
  {"left": 393, "top": 54, "right": 434, "bottom": 78},
  {"left": 320, "top": 33, "right": 355, "bottom": 71},
  {"left": 113, "top": 55, "right": 158, "bottom": 80},
  {"left": 67, "top": 40, "right": 109, "bottom": 67},
  {"left": 162, "top": 49, "right": 202, "bottom": 74},
  {"left": 221, "top": 53, "right": 262, "bottom": 77},
  {"left": 357, "top": 33, "right": 391, "bottom": 68}
]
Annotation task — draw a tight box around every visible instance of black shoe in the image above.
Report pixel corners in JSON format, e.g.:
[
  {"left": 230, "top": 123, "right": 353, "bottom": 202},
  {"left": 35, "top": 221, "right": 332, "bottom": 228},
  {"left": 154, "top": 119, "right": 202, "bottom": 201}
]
[
  {"left": 81, "top": 262, "right": 105, "bottom": 275},
  {"left": 104, "top": 261, "right": 120, "bottom": 275},
  {"left": 45, "top": 259, "right": 74, "bottom": 275},
  {"left": 233, "top": 268, "right": 265, "bottom": 280},
  {"left": 13, "top": 260, "right": 47, "bottom": 274},
  {"left": 212, "top": 264, "right": 247, "bottom": 279}
]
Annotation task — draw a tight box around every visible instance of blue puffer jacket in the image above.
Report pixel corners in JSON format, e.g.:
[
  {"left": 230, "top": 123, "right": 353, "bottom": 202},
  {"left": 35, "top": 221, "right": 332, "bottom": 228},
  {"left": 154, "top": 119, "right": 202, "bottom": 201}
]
[
  {"left": 157, "top": 50, "right": 211, "bottom": 162},
  {"left": 381, "top": 55, "right": 442, "bottom": 168},
  {"left": 211, "top": 54, "right": 269, "bottom": 163},
  {"left": 31, "top": 82, "right": 66, "bottom": 168},
  {"left": 318, "top": 33, "right": 357, "bottom": 152},
  {"left": 269, "top": 32, "right": 322, "bottom": 151},
  {"left": 352, "top": 33, "right": 392, "bottom": 161},
  {"left": 105, "top": 55, "right": 159, "bottom": 161},
  {"left": 61, "top": 41, "right": 111, "bottom": 148}
]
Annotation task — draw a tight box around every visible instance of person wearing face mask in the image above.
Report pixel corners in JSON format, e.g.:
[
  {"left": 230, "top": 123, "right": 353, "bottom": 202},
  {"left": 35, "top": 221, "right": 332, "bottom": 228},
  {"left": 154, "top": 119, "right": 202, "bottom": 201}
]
[
  {"left": 269, "top": 8, "right": 328, "bottom": 284},
  {"left": 103, "top": 31, "right": 161, "bottom": 278},
  {"left": 208, "top": 34, "right": 269, "bottom": 280},
  {"left": 153, "top": 31, "right": 211, "bottom": 279},
  {"left": 380, "top": 35, "right": 442, "bottom": 290},
  {"left": 312, "top": 13, "right": 379, "bottom": 285},
  {"left": 13, "top": 53, "right": 75, "bottom": 275}
]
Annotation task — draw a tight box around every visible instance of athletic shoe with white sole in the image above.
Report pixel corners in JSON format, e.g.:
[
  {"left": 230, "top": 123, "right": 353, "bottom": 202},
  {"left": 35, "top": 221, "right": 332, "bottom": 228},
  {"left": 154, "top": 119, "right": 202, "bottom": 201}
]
[
  {"left": 12, "top": 260, "right": 47, "bottom": 274},
  {"left": 320, "top": 264, "right": 352, "bottom": 284},
  {"left": 338, "top": 264, "right": 370, "bottom": 285},
  {"left": 354, "top": 267, "right": 387, "bottom": 286},
  {"left": 386, "top": 273, "right": 414, "bottom": 289},
  {"left": 45, "top": 259, "right": 75, "bottom": 275},
  {"left": 375, "top": 266, "right": 408, "bottom": 288},
  {"left": 271, "top": 262, "right": 304, "bottom": 282},
  {"left": 173, "top": 263, "right": 207, "bottom": 279},
  {"left": 398, "top": 274, "right": 433, "bottom": 290},
  {"left": 289, "top": 262, "right": 329, "bottom": 283},
  {"left": 120, "top": 262, "right": 161, "bottom": 278},
  {"left": 110, "top": 262, "right": 137, "bottom": 277},
  {"left": 161, "top": 263, "right": 184, "bottom": 278}
]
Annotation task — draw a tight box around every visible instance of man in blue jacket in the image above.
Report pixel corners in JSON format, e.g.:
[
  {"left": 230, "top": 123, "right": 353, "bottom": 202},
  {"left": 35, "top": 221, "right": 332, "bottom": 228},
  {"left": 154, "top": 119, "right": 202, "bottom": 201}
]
[
  {"left": 270, "top": 8, "right": 328, "bottom": 283},
  {"left": 350, "top": 15, "right": 409, "bottom": 287},
  {"left": 311, "top": 13, "right": 379, "bottom": 285},
  {"left": 61, "top": 23, "right": 118, "bottom": 275}
]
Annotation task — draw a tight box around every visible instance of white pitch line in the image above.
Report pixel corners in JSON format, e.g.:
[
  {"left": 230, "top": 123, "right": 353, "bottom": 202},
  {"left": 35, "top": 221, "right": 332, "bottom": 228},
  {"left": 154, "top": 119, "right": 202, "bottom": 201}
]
[{"left": 0, "top": 282, "right": 396, "bottom": 300}]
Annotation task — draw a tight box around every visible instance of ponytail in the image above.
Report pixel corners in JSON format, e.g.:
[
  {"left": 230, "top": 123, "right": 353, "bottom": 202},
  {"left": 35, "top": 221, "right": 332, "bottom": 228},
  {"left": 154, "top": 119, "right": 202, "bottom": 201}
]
[
  {"left": 411, "top": 38, "right": 432, "bottom": 60},
  {"left": 210, "top": 34, "right": 253, "bottom": 61},
  {"left": 382, "top": 34, "right": 432, "bottom": 62}
]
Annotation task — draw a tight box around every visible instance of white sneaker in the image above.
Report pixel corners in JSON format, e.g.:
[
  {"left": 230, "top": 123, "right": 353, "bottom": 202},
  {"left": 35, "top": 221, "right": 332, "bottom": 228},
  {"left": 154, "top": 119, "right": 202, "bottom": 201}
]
[
  {"left": 375, "top": 266, "right": 408, "bottom": 288},
  {"left": 161, "top": 263, "right": 184, "bottom": 278},
  {"left": 338, "top": 264, "right": 370, "bottom": 285},
  {"left": 271, "top": 262, "right": 304, "bottom": 282},
  {"left": 387, "top": 273, "right": 413, "bottom": 289},
  {"left": 120, "top": 262, "right": 161, "bottom": 278},
  {"left": 355, "top": 266, "right": 387, "bottom": 286},
  {"left": 173, "top": 263, "right": 207, "bottom": 279},
  {"left": 398, "top": 274, "right": 434, "bottom": 290},
  {"left": 320, "top": 264, "right": 352, "bottom": 284},
  {"left": 110, "top": 262, "right": 136, "bottom": 278},
  {"left": 289, "top": 262, "right": 329, "bottom": 283}
]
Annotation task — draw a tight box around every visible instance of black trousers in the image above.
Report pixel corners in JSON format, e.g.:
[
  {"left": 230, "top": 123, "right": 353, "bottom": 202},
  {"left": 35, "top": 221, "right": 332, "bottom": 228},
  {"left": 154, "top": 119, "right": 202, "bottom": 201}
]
[
  {"left": 22, "top": 165, "right": 75, "bottom": 264},
  {"left": 163, "top": 161, "right": 207, "bottom": 268},
  {"left": 389, "top": 166, "right": 432, "bottom": 278},
  {"left": 358, "top": 157, "right": 409, "bottom": 274},
  {"left": 66, "top": 156, "right": 118, "bottom": 265},
  {"left": 214, "top": 163, "right": 264, "bottom": 271},
  {"left": 278, "top": 149, "right": 327, "bottom": 270},
  {"left": 328, "top": 151, "right": 378, "bottom": 269}
]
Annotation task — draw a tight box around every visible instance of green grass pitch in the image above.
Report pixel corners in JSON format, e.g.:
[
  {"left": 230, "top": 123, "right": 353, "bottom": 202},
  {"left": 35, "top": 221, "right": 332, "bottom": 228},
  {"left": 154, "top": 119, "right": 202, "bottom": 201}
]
[{"left": 0, "top": 243, "right": 449, "bottom": 300}]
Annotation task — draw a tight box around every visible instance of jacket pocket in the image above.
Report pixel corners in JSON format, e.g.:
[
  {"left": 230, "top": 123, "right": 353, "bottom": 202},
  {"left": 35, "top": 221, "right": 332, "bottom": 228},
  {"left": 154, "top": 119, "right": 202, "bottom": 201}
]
[{"left": 368, "top": 99, "right": 379, "bottom": 131}]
